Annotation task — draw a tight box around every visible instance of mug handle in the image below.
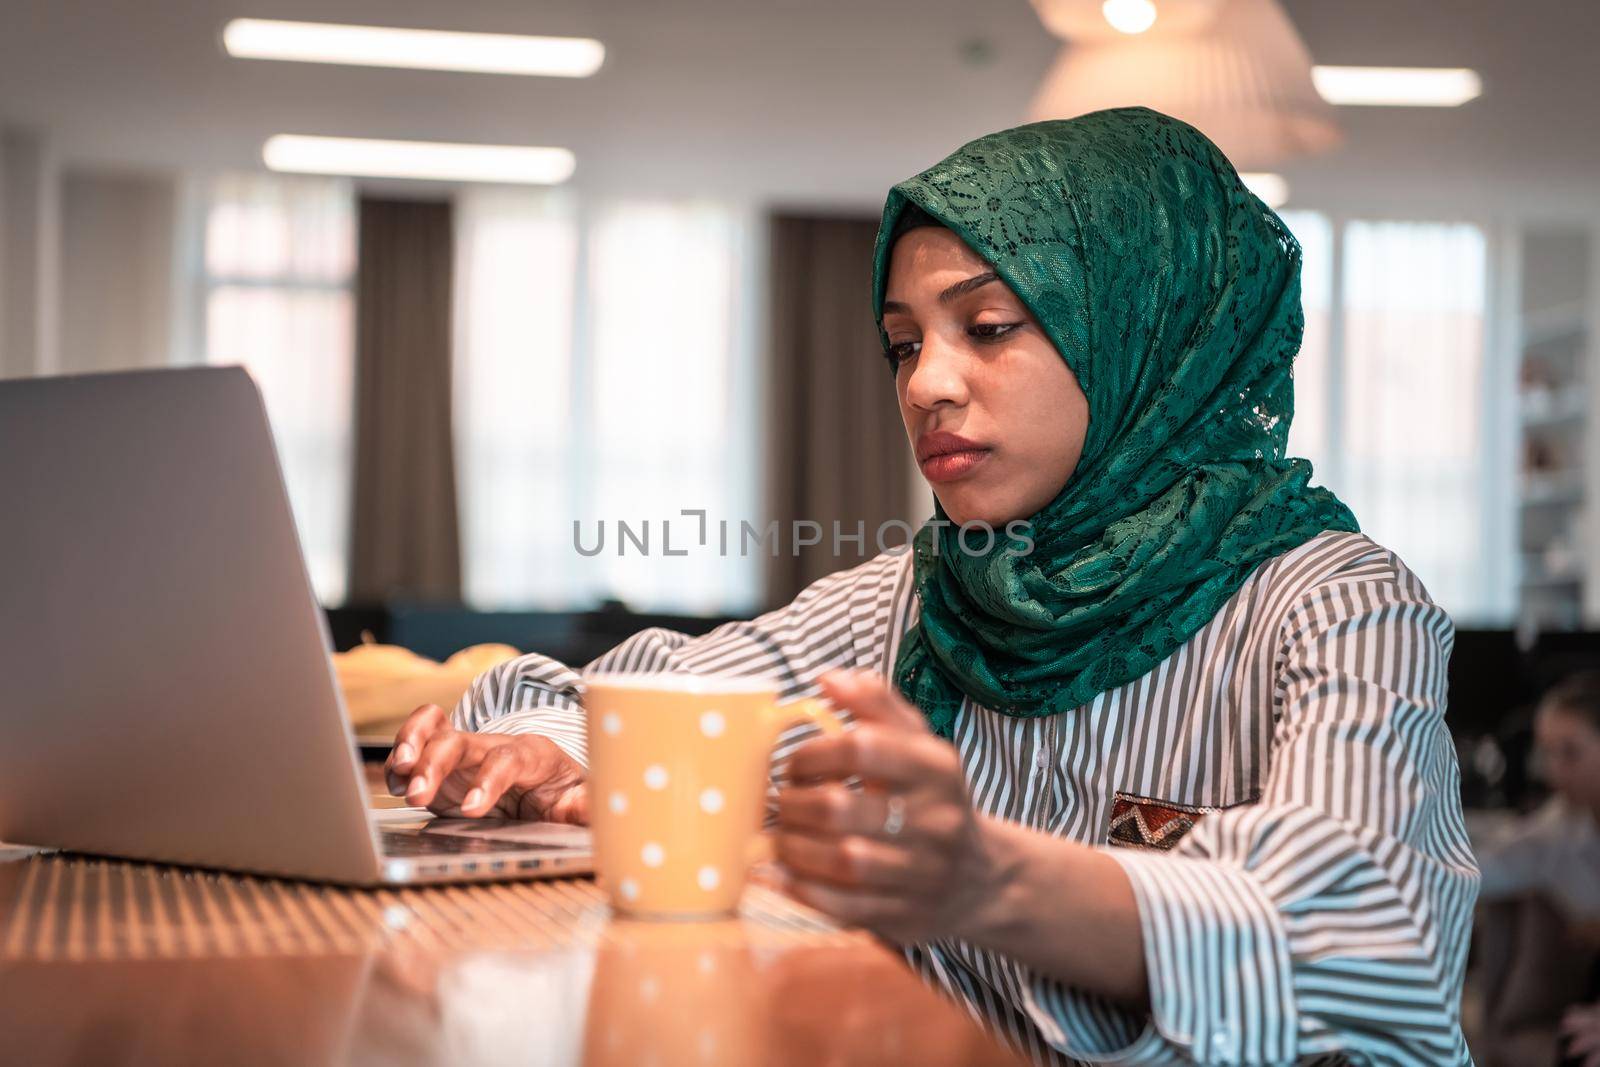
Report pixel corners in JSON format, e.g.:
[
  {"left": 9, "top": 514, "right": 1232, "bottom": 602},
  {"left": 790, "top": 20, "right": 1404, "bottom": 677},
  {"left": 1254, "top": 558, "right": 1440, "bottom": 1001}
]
[
  {"left": 763, "top": 696, "right": 846, "bottom": 740},
  {"left": 746, "top": 697, "right": 847, "bottom": 869}
]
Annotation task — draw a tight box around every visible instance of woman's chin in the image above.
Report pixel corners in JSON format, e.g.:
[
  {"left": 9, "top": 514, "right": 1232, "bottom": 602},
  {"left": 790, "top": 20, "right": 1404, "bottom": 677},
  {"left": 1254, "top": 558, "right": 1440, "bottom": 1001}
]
[
  {"left": 931, "top": 471, "right": 1069, "bottom": 531},
  {"left": 932, "top": 493, "right": 1021, "bottom": 531}
]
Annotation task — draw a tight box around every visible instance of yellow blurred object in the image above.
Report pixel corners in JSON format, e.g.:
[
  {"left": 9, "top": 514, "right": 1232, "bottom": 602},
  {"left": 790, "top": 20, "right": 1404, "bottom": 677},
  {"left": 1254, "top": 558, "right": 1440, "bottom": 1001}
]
[
  {"left": 331, "top": 641, "right": 521, "bottom": 731},
  {"left": 444, "top": 643, "right": 523, "bottom": 677}
]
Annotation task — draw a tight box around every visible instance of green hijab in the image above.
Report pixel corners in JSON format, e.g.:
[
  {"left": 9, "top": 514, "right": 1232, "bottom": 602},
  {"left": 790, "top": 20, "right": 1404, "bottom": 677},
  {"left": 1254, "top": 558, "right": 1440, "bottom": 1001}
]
[{"left": 873, "top": 106, "right": 1359, "bottom": 738}]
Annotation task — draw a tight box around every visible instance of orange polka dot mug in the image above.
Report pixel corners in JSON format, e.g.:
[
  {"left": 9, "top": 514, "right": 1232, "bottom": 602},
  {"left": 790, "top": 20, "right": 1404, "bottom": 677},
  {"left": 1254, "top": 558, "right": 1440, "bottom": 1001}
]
[{"left": 582, "top": 672, "right": 843, "bottom": 920}]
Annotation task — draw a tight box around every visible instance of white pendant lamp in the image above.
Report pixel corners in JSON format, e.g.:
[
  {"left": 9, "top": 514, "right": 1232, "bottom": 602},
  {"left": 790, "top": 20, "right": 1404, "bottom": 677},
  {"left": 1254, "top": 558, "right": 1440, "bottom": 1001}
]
[
  {"left": 1030, "top": 0, "right": 1224, "bottom": 41},
  {"left": 1027, "top": 0, "right": 1341, "bottom": 171}
]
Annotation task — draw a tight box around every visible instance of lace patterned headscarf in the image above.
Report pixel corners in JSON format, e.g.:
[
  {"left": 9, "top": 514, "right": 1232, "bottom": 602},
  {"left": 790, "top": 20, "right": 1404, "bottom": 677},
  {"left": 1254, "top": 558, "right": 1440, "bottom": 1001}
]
[{"left": 874, "top": 107, "right": 1359, "bottom": 738}]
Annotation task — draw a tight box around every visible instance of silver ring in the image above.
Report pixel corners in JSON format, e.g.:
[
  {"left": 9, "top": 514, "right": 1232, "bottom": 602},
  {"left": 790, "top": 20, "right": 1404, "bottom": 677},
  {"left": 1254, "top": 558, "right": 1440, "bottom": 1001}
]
[{"left": 882, "top": 794, "right": 907, "bottom": 837}]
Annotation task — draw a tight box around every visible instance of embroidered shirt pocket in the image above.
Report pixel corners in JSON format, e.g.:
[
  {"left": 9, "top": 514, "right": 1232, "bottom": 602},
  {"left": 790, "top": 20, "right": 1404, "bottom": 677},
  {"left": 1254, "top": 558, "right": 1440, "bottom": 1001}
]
[{"left": 1106, "top": 790, "right": 1256, "bottom": 852}]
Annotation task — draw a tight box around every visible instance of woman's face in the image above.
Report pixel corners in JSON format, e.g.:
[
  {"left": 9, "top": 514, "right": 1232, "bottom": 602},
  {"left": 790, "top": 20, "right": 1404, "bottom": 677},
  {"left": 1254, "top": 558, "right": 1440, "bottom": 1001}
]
[
  {"left": 1535, "top": 702, "right": 1600, "bottom": 813},
  {"left": 883, "top": 226, "right": 1089, "bottom": 528}
]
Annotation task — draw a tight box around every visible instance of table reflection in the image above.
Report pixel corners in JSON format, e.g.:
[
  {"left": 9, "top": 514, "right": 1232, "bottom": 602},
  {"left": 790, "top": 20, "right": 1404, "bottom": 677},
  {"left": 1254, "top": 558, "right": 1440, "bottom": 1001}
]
[{"left": 0, "top": 855, "right": 1026, "bottom": 1066}]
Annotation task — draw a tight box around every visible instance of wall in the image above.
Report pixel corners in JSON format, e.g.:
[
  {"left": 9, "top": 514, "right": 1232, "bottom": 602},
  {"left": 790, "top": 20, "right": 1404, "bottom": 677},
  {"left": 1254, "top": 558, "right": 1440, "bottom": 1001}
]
[
  {"left": 0, "top": 127, "right": 60, "bottom": 378},
  {"left": 57, "top": 170, "right": 179, "bottom": 373}
]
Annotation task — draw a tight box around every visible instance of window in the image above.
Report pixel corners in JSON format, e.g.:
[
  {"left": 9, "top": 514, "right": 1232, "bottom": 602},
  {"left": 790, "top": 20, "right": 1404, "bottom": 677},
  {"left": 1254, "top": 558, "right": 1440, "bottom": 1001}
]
[
  {"left": 453, "top": 192, "right": 761, "bottom": 614},
  {"left": 196, "top": 174, "right": 356, "bottom": 604},
  {"left": 1279, "top": 210, "right": 1333, "bottom": 473},
  {"left": 452, "top": 189, "right": 581, "bottom": 608},
  {"left": 1279, "top": 211, "right": 1501, "bottom": 622}
]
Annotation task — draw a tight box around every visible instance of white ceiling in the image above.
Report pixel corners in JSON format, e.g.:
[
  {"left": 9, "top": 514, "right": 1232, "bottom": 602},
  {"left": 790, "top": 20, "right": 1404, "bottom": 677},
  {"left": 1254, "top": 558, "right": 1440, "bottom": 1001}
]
[{"left": 2, "top": 0, "right": 1598, "bottom": 213}]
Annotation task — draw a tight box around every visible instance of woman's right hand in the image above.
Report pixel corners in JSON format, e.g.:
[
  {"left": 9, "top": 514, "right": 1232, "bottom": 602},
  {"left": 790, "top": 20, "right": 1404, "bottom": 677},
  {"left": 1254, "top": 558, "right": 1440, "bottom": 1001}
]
[{"left": 384, "top": 704, "right": 588, "bottom": 824}]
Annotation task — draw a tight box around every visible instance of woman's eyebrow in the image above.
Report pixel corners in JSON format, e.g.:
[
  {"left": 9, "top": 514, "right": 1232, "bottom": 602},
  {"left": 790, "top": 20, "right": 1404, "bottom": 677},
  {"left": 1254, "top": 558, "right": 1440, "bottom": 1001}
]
[
  {"left": 938, "top": 270, "right": 1000, "bottom": 302},
  {"left": 882, "top": 271, "right": 1002, "bottom": 315}
]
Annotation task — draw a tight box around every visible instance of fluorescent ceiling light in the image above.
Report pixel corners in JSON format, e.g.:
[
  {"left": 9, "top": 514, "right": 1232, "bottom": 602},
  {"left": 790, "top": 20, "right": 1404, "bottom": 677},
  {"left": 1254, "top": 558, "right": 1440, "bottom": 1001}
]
[
  {"left": 263, "top": 135, "right": 576, "bottom": 185},
  {"left": 1240, "top": 172, "right": 1289, "bottom": 208},
  {"left": 223, "top": 18, "right": 604, "bottom": 78},
  {"left": 1311, "top": 66, "right": 1481, "bottom": 107}
]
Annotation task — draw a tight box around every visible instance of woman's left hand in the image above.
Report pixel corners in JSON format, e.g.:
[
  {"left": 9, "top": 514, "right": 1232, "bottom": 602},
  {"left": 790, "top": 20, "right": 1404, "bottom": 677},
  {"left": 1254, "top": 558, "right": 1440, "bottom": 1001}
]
[{"left": 774, "top": 668, "right": 1010, "bottom": 944}]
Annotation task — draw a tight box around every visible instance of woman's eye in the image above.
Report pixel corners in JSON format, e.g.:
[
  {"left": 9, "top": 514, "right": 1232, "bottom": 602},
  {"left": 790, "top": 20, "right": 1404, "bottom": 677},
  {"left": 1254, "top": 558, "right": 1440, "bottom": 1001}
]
[
  {"left": 887, "top": 340, "right": 921, "bottom": 365},
  {"left": 969, "top": 322, "right": 1022, "bottom": 342}
]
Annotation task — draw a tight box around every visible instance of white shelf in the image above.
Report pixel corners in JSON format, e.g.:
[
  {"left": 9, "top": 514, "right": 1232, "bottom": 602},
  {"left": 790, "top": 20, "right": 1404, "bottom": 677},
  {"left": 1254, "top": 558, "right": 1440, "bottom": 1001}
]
[
  {"left": 1514, "top": 225, "right": 1596, "bottom": 633},
  {"left": 1520, "top": 474, "right": 1584, "bottom": 506},
  {"left": 1520, "top": 571, "right": 1584, "bottom": 589},
  {"left": 1520, "top": 398, "right": 1587, "bottom": 429},
  {"left": 1521, "top": 301, "right": 1589, "bottom": 348}
]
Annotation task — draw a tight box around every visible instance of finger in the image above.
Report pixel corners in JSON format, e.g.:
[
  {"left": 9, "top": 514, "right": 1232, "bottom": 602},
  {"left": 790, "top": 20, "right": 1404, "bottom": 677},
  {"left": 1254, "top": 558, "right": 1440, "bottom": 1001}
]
[
  {"left": 387, "top": 704, "right": 447, "bottom": 776},
  {"left": 774, "top": 830, "right": 928, "bottom": 891},
  {"left": 386, "top": 705, "right": 447, "bottom": 795},
  {"left": 460, "top": 744, "right": 519, "bottom": 817},
  {"left": 817, "top": 669, "right": 928, "bottom": 734},
  {"left": 776, "top": 783, "right": 892, "bottom": 838},
  {"left": 547, "top": 783, "right": 589, "bottom": 826},
  {"left": 406, "top": 731, "right": 466, "bottom": 808},
  {"left": 786, "top": 725, "right": 941, "bottom": 788}
]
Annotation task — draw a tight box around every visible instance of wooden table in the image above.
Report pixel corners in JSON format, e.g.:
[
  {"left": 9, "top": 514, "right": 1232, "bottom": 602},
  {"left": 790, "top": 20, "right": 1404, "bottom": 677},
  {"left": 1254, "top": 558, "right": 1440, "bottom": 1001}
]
[{"left": 0, "top": 777, "right": 1027, "bottom": 1067}]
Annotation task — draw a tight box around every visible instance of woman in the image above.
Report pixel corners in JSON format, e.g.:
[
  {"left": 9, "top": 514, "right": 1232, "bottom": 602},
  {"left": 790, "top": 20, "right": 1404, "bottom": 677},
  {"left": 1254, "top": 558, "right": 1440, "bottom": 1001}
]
[
  {"left": 1477, "top": 671, "right": 1600, "bottom": 920},
  {"left": 387, "top": 107, "right": 1478, "bottom": 1065},
  {"left": 1473, "top": 671, "right": 1600, "bottom": 1065}
]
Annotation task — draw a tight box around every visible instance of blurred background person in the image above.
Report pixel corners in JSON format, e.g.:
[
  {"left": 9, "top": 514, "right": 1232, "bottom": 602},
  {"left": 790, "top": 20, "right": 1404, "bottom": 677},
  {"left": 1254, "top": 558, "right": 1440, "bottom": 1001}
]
[{"left": 1472, "top": 670, "right": 1600, "bottom": 1066}]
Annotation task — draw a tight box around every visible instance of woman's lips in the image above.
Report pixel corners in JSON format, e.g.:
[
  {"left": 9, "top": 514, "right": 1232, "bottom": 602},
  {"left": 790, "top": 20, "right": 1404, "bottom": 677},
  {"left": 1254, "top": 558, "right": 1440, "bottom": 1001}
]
[
  {"left": 919, "top": 447, "right": 992, "bottom": 482},
  {"left": 916, "top": 430, "right": 992, "bottom": 483}
]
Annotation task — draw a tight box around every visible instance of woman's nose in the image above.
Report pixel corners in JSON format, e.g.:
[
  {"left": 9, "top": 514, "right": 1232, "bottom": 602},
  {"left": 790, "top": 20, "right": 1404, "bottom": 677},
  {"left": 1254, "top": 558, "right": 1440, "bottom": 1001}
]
[{"left": 904, "top": 334, "right": 970, "bottom": 411}]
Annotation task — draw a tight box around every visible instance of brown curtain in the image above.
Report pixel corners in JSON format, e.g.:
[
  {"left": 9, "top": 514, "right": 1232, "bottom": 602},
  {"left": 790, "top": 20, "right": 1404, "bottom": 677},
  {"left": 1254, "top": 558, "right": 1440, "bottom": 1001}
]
[
  {"left": 348, "top": 196, "right": 461, "bottom": 602},
  {"left": 765, "top": 213, "right": 917, "bottom": 607}
]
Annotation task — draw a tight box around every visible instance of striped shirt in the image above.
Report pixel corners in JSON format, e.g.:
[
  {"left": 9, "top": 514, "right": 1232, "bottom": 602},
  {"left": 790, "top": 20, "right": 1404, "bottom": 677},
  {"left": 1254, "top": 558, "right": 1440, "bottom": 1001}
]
[{"left": 454, "top": 530, "right": 1479, "bottom": 1065}]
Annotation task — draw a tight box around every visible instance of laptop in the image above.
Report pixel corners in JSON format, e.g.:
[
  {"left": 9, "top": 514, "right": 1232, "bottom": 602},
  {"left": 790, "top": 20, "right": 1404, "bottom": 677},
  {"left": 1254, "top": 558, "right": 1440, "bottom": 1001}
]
[{"left": 0, "top": 365, "right": 593, "bottom": 885}]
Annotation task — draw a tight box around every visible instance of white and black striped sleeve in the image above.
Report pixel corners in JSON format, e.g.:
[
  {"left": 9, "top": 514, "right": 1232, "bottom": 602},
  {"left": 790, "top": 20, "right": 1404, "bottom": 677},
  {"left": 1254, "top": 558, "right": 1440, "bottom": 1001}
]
[
  {"left": 451, "top": 651, "right": 589, "bottom": 764},
  {"left": 1021, "top": 560, "right": 1480, "bottom": 1065},
  {"left": 452, "top": 551, "right": 910, "bottom": 768}
]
